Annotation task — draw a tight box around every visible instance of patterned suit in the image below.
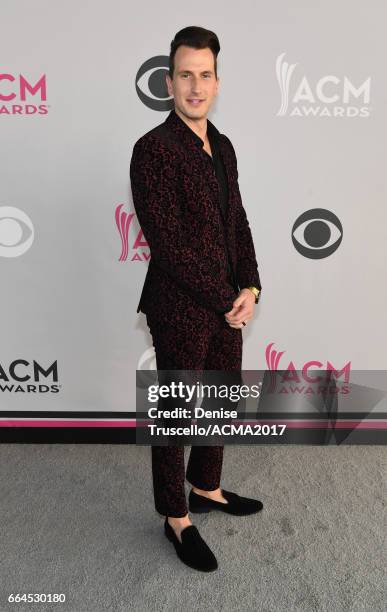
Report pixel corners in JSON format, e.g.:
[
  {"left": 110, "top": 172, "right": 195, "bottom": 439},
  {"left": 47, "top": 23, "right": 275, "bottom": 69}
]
[{"left": 130, "top": 109, "right": 262, "bottom": 517}]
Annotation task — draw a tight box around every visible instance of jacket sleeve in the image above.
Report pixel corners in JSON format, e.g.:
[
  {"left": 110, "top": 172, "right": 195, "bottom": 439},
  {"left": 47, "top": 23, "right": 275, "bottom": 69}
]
[
  {"left": 225, "top": 136, "right": 262, "bottom": 291},
  {"left": 130, "top": 136, "right": 238, "bottom": 314}
]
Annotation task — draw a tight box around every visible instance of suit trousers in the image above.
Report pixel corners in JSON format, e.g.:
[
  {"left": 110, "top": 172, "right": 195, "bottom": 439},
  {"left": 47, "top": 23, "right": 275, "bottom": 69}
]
[{"left": 145, "top": 307, "right": 242, "bottom": 518}]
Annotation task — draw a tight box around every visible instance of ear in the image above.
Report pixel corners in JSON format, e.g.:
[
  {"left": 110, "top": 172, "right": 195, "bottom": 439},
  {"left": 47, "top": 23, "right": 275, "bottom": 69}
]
[{"left": 166, "top": 74, "right": 173, "bottom": 97}]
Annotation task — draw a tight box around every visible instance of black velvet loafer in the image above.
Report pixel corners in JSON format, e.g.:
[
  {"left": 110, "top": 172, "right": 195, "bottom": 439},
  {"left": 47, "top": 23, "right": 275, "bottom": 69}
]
[
  {"left": 164, "top": 517, "right": 218, "bottom": 572},
  {"left": 189, "top": 488, "right": 263, "bottom": 516}
]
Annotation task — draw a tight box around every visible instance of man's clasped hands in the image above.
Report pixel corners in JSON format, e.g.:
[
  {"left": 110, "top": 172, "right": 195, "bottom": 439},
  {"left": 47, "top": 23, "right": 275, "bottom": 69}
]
[{"left": 224, "top": 288, "right": 256, "bottom": 329}]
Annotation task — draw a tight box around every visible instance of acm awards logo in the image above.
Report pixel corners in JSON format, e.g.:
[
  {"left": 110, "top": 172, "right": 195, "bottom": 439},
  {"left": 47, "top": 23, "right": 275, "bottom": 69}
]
[
  {"left": 292, "top": 208, "right": 343, "bottom": 259},
  {"left": 265, "top": 342, "right": 351, "bottom": 395},
  {"left": 0, "top": 73, "right": 49, "bottom": 115},
  {"left": 276, "top": 52, "right": 371, "bottom": 118},
  {"left": 115, "top": 204, "right": 149, "bottom": 262},
  {"left": 0, "top": 360, "right": 61, "bottom": 393}
]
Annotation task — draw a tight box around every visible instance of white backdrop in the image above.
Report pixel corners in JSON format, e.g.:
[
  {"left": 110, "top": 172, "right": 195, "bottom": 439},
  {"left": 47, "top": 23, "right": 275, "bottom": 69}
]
[{"left": 1, "top": 1, "right": 386, "bottom": 422}]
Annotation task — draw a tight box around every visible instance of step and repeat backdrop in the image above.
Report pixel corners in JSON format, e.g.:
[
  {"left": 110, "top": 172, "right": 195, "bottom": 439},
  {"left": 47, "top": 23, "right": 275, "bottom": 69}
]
[{"left": 1, "top": 2, "right": 386, "bottom": 433}]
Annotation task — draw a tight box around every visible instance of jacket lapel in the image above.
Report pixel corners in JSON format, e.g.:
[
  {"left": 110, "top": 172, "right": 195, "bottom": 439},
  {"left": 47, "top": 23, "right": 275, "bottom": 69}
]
[
  {"left": 216, "top": 135, "right": 234, "bottom": 229},
  {"left": 165, "top": 109, "right": 233, "bottom": 228}
]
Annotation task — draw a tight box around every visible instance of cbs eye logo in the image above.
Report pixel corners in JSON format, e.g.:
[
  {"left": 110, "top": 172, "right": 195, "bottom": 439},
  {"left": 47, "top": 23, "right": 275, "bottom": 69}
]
[
  {"left": 136, "top": 347, "right": 158, "bottom": 390},
  {"left": 0, "top": 206, "right": 34, "bottom": 257},
  {"left": 135, "top": 56, "right": 174, "bottom": 111},
  {"left": 292, "top": 208, "right": 343, "bottom": 259}
]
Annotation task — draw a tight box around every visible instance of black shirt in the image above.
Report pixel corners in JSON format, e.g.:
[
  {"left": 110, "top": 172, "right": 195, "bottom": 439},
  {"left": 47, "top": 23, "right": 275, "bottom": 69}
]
[
  {"left": 181, "top": 113, "right": 237, "bottom": 291},
  {"left": 205, "top": 128, "right": 235, "bottom": 288},
  {"left": 206, "top": 128, "right": 229, "bottom": 221}
]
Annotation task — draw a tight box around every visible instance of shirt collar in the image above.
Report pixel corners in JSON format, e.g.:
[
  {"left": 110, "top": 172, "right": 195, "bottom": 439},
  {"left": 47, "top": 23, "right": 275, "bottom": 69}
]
[{"left": 165, "top": 107, "right": 221, "bottom": 150}]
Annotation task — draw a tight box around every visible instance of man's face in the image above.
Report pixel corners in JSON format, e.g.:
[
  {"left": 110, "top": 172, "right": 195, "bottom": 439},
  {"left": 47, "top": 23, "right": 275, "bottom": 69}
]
[{"left": 166, "top": 45, "right": 219, "bottom": 121}]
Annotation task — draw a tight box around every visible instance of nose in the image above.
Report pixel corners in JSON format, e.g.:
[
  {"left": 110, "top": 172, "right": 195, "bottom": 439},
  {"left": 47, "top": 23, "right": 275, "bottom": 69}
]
[{"left": 191, "top": 78, "right": 201, "bottom": 94}]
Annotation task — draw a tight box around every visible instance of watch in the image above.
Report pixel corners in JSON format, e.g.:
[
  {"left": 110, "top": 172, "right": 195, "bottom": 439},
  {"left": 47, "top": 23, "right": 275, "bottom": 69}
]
[{"left": 246, "top": 286, "right": 261, "bottom": 304}]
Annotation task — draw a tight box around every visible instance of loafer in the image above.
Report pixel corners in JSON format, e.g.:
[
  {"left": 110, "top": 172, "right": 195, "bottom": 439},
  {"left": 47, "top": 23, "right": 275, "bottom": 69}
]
[
  {"left": 189, "top": 488, "right": 263, "bottom": 516},
  {"left": 164, "top": 517, "right": 218, "bottom": 572}
]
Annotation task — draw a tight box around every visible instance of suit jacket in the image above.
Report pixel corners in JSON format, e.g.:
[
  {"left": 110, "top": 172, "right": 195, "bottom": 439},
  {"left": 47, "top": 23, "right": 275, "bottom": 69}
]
[{"left": 129, "top": 109, "right": 262, "bottom": 323}]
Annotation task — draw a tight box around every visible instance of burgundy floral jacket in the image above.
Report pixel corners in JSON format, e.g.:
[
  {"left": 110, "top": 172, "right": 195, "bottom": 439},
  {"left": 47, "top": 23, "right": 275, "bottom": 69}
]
[{"left": 130, "top": 109, "right": 262, "bottom": 321}]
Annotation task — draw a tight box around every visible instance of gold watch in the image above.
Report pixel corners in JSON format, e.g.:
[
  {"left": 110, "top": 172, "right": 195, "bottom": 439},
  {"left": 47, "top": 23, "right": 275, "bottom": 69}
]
[{"left": 246, "top": 286, "right": 261, "bottom": 304}]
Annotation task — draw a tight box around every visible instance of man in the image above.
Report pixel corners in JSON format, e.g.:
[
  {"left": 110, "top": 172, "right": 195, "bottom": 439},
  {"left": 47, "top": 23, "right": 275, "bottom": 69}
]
[{"left": 130, "top": 26, "right": 263, "bottom": 572}]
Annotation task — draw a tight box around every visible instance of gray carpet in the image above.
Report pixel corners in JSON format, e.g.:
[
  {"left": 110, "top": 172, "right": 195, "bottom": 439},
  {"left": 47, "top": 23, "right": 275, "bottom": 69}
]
[{"left": 0, "top": 444, "right": 385, "bottom": 612}]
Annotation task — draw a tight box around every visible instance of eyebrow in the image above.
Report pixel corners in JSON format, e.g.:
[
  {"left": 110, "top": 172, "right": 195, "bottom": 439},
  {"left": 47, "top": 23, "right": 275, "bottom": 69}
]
[{"left": 177, "top": 70, "right": 213, "bottom": 75}]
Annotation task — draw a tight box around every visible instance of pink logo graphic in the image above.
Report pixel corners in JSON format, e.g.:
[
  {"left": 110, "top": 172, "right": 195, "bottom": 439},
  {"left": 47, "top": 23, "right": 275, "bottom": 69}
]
[
  {"left": 265, "top": 342, "right": 351, "bottom": 394},
  {"left": 115, "top": 203, "right": 150, "bottom": 262},
  {"left": 0, "top": 74, "right": 49, "bottom": 115}
]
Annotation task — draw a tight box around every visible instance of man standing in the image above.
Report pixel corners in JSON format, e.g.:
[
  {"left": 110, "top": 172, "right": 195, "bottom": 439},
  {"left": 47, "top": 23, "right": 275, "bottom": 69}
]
[{"left": 130, "top": 26, "right": 263, "bottom": 572}]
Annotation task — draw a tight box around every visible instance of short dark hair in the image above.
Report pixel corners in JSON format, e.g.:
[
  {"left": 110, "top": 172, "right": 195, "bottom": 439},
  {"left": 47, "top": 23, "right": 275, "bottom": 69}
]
[{"left": 169, "top": 26, "right": 220, "bottom": 80}]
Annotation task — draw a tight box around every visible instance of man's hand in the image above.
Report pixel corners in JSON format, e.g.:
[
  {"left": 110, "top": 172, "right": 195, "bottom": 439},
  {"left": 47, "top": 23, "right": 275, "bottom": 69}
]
[{"left": 224, "top": 288, "right": 256, "bottom": 329}]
